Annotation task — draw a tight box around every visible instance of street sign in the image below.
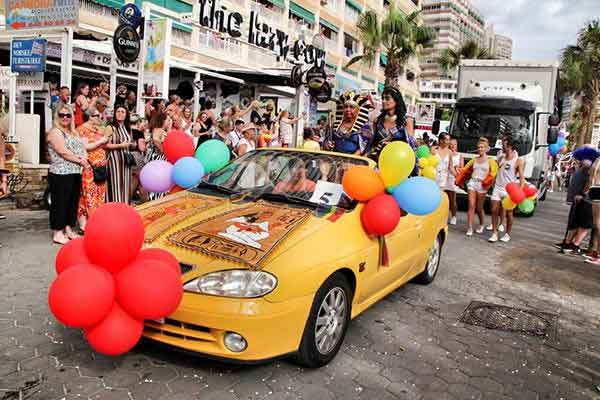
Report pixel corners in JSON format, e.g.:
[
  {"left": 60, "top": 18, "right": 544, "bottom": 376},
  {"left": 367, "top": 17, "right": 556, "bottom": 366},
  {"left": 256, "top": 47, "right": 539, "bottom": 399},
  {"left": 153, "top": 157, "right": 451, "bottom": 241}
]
[
  {"left": 119, "top": 3, "right": 143, "bottom": 29},
  {"left": 4, "top": 0, "right": 78, "bottom": 30},
  {"left": 0, "top": 67, "right": 44, "bottom": 91},
  {"left": 11, "top": 38, "right": 47, "bottom": 73},
  {"left": 113, "top": 24, "right": 141, "bottom": 64}
]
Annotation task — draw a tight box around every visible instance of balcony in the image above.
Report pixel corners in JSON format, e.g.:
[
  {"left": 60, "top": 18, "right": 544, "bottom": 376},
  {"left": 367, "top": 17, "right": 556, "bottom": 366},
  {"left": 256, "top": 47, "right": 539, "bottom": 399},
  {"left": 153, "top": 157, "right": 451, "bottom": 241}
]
[
  {"left": 80, "top": 0, "right": 118, "bottom": 31},
  {"left": 324, "top": 0, "right": 342, "bottom": 13},
  {"left": 250, "top": 1, "right": 286, "bottom": 28},
  {"left": 197, "top": 29, "right": 242, "bottom": 60},
  {"left": 323, "top": 37, "right": 339, "bottom": 54}
]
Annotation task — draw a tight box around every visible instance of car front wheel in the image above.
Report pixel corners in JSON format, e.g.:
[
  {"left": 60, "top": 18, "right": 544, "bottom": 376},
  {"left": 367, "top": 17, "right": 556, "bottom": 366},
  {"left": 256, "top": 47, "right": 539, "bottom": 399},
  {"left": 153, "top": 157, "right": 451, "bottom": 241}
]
[
  {"left": 295, "top": 273, "right": 352, "bottom": 368},
  {"left": 413, "top": 234, "right": 442, "bottom": 285}
]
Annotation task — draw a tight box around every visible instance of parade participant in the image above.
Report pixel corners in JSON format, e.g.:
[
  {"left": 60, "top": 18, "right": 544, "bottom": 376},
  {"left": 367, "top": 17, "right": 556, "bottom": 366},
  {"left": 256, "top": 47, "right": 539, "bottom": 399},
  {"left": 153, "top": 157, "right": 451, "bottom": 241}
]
[
  {"left": 585, "top": 159, "right": 600, "bottom": 265},
  {"left": 278, "top": 110, "right": 305, "bottom": 148},
  {"left": 364, "top": 87, "right": 411, "bottom": 161},
  {"left": 46, "top": 105, "right": 88, "bottom": 244},
  {"left": 105, "top": 105, "right": 135, "bottom": 204},
  {"left": 447, "top": 137, "right": 463, "bottom": 225},
  {"left": 302, "top": 128, "right": 321, "bottom": 151},
  {"left": 435, "top": 133, "right": 452, "bottom": 189},
  {"left": 456, "top": 137, "right": 497, "bottom": 236},
  {"left": 73, "top": 83, "right": 90, "bottom": 127},
  {"left": 488, "top": 136, "right": 524, "bottom": 243},
  {"left": 274, "top": 159, "right": 316, "bottom": 193},
  {"left": 257, "top": 120, "right": 273, "bottom": 148},
  {"left": 329, "top": 92, "right": 372, "bottom": 155},
  {"left": 237, "top": 123, "right": 257, "bottom": 156},
  {"left": 77, "top": 108, "right": 111, "bottom": 231},
  {"left": 145, "top": 112, "right": 170, "bottom": 201},
  {"left": 227, "top": 119, "right": 244, "bottom": 150}
]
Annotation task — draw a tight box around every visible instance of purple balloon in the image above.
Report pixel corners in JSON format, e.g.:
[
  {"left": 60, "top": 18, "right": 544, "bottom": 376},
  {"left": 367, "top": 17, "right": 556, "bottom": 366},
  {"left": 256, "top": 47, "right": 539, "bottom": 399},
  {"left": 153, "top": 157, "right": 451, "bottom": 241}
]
[{"left": 140, "top": 160, "right": 174, "bottom": 193}]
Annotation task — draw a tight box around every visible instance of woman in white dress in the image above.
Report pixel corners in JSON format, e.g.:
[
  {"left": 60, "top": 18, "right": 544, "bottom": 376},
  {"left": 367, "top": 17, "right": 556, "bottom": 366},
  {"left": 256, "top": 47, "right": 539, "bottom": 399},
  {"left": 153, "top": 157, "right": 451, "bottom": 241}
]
[{"left": 446, "top": 137, "right": 463, "bottom": 225}]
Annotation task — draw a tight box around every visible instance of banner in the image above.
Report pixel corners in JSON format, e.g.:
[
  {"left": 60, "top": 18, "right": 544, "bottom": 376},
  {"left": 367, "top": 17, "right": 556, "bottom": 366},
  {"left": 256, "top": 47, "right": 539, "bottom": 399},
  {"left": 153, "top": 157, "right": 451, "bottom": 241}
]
[
  {"left": 11, "top": 38, "right": 47, "bottom": 73},
  {"left": 0, "top": 67, "right": 44, "bottom": 91},
  {"left": 4, "top": 0, "right": 78, "bottom": 30},
  {"left": 141, "top": 18, "right": 171, "bottom": 99}
]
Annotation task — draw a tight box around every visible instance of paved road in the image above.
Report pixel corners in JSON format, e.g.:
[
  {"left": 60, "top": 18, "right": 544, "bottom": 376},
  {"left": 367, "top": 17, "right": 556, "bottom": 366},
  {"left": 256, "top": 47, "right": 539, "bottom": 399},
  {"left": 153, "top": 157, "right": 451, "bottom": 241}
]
[{"left": 1, "top": 193, "right": 600, "bottom": 400}]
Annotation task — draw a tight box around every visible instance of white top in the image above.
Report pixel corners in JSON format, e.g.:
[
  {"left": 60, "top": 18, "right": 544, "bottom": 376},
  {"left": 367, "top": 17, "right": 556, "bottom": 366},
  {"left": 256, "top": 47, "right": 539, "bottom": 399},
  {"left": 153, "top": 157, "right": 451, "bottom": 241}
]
[
  {"left": 279, "top": 118, "right": 293, "bottom": 144},
  {"left": 472, "top": 158, "right": 490, "bottom": 182},
  {"left": 237, "top": 137, "right": 255, "bottom": 152},
  {"left": 436, "top": 152, "right": 450, "bottom": 188},
  {"left": 496, "top": 151, "right": 519, "bottom": 188},
  {"left": 228, "top": 130, "right": 241, "bottom": 149}
]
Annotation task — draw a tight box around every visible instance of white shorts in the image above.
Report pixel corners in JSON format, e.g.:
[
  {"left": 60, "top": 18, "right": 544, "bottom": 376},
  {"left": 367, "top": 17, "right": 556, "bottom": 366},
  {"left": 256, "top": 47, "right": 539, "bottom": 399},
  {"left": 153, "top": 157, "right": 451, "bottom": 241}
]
[
  {"left": 467, "top": 179, "right": 487, "bottom": 194},
  {"left": 445, "top": 177, "right": 457, "bottom": 192},
  {"left": 491, "top": 185, "right": 507, "bottom": 201}
]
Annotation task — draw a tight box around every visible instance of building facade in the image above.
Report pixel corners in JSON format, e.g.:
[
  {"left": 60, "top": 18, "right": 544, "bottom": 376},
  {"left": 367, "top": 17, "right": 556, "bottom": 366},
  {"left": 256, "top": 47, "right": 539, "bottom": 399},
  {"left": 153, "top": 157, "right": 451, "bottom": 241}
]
[
  {"left": 493, "top": 34, "right": 513, "bottom": 60},
  {"left": 419, "top": 0, "right": 485, "bottom": 80},
  {"left": 418, "top": 79, "right": 457, "bottom": 106}
]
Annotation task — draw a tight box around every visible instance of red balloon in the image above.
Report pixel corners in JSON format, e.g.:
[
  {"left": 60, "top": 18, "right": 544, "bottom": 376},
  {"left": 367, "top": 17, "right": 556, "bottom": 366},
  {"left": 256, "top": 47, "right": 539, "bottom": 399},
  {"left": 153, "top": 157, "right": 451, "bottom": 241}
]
[
  {"left": 48, "top": 264, "right": 115, "bottom": 328},
  {"left": 55, "top": 237, "right": 91, "bottom": 274},
  {"left": 505, "top": 182, "right": 520, "bottom": 196},
  {"left": 135, "top": 248, "right": 180, "bottom": 277},
  {"left": 169, "top": 185, "right": 185, "bottom": 194},
  {"left": 116, "top": 259, "right": 182, "bottom": 320},
  {"left": 523, "top": 184, "right": 538, "bottom": 198},
  {"left": 85, "top": 303, "right": 143, "bottom": 356},
  {"left": 361, "top": 194, "right": 401, "bottom": 236},
  {"left": 163, "top": 130, "right": 194, "bottom": 164},
  {"left": 508, "top": 186, "right": 526, "bottom": 204},
  {"left": 84, "top": 203, "right": 145, "bottom": 274}
]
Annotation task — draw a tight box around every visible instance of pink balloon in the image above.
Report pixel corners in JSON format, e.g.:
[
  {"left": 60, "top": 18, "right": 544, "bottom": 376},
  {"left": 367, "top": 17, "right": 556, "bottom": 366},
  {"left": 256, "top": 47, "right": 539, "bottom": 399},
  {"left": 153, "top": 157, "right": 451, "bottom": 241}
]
[{"left": 140, "top": 160, "right": 174, "bottom": 193}]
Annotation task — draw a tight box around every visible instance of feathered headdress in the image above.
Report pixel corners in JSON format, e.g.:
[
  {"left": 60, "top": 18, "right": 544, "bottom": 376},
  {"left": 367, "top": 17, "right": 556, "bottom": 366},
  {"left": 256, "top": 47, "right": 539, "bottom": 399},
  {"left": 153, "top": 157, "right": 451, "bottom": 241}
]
[{"left": 334, "top": 91, "right": 373, "bottom": 133}]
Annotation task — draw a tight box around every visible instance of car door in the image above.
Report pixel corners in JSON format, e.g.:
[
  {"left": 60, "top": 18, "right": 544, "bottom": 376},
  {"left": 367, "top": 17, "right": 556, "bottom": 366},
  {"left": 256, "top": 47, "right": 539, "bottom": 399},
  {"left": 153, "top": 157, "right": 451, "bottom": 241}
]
[{"left": 358, "top": 213, "right": 422, "bottom": 303}]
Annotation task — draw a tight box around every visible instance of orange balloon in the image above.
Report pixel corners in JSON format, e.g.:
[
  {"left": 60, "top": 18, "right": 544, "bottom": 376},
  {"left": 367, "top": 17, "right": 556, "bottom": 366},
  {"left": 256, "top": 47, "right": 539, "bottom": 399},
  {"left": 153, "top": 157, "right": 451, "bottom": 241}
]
[
  {"left": 169, "top": 185, "right": 184, "bottom": 194},
  {"left": 342, "top": 166, "right": 385, "bottom": 202}
]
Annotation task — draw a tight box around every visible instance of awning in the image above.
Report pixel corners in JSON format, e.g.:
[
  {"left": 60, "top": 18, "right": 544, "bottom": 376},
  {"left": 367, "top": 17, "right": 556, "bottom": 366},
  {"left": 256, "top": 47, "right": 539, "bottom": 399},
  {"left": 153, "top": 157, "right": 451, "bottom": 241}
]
[
  {"left": 134, "top": 0, "right": 192, "bottom": 13},
  {"left": 380, "top": 53, "right": 388, "bottom": 66},
  {"left": 266, "top": 0, "right": 285, "bottom": 8},
  {"left": 320, "top": 19, "right": 339, "bottom": 33},
  {"left": 346, "top": 0, "right": 363, "bottom": 12},
  {"left": 290, "top": 2, "right": 316, "bottom": 24},
  {"left": 91, "top": 0, "right": 124, "bottom": 8},
  {"left": 170, "top": 58, "right": 245, "bottom": 84},
  {"left": 209, "top": 67, "right": 292, "bottom": 86}
]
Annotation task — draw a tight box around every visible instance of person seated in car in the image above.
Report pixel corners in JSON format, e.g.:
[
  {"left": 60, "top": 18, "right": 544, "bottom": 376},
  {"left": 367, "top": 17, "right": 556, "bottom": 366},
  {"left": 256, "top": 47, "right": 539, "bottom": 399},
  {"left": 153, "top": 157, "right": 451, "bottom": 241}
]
[{"left": 273, "top": 160, "right": 316, "bottom": 194}]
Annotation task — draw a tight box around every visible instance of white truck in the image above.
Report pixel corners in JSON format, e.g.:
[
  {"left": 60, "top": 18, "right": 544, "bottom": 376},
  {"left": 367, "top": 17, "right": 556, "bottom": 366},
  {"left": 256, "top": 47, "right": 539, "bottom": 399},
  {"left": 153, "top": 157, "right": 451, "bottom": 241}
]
[{"left": 449, "top": 60, "right": 561, "bottom": 205}]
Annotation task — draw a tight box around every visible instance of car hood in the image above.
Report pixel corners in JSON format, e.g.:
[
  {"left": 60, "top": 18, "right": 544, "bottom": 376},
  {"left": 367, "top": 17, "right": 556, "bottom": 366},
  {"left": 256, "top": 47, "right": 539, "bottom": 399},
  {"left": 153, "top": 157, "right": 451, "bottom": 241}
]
[{"left": 137, "top": 191, "right": 339, "bottom": 280}]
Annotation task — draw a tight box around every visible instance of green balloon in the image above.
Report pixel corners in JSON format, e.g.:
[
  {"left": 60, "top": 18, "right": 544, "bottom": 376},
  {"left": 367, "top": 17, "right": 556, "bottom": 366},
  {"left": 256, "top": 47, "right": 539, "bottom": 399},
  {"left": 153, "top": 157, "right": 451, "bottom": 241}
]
[
  {"left": 518, "top": 198, "right": 535, "bottom": 214},
  {"left": 195, "top": 139, "right": 231, "bottom": 173},
  {"left": 416, "top": 145, "right": 431, "bottom": 159}
]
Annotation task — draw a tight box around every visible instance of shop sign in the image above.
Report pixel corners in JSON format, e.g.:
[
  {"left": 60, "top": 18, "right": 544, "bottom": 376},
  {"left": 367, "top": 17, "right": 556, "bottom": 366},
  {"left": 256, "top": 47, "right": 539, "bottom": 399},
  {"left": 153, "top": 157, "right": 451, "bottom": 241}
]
[
  {"left": 195, "top": 0, "right": 326, "bottom": 67},
  {"left": 141, "top": 18, "right": 172, "bottom": 98},
  {"left": 46, "top": 43, "right": 139, "bottom": 73},
  {"left": 11, "top": 38, "right": 47, "bottom": 73},
  {"left": 0, "top": 67, "right": 44, "bottom": 91},
  {"left": 119, "top": 3, "right": 143, "bottom": 29},
  {"left": 4, "top": 0, "right": 78, "bottom": 31},
  {"left": 114, "top": 24, "right": 141, "bottom": 64}
]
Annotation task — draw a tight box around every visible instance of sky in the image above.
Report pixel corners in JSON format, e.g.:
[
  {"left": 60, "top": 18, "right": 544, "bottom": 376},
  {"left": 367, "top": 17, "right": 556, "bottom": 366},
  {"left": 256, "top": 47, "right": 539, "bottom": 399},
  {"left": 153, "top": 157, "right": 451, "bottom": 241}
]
[{"left": 470, "top": 0, "right": 598, "bottom": 62}]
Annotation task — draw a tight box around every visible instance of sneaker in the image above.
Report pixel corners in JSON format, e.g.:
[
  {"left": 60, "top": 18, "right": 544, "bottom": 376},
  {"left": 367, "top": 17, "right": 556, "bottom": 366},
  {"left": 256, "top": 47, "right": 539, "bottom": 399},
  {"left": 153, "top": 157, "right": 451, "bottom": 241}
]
[
  {"left": 488, "top": 233, "right": 498, "bottom": 243},
  {"left": 554, "top": 241, "right": 566, "bottom": 249},
  {"left": 500, "top": 234, "right": 511, "bottom": 243},
  {"left": 449, "top": 216, "right": 457, "bottom": 225},
  {"left": 583, "top": 251, "right": 598, "bottom": 260},
  {"left": 475, "top": 226, "right": 485, "bottom": 234},
  {"left": 585, "top": 257, "right": 600, "bottom": 265},
  {"left": 560, "top": 243, "right": 575, "bottom": 253},
  {"left": 485, "top": 224, "right": 493, "bottom": 231},
  {"left": 466, "top": 227, "right": 473, "bottom": 237},
  {"left": 0, "top": 214, "right": 5, "bottom": 220},
  {"left": 499, "top": 224, "right": 505, "bottom": 233}
]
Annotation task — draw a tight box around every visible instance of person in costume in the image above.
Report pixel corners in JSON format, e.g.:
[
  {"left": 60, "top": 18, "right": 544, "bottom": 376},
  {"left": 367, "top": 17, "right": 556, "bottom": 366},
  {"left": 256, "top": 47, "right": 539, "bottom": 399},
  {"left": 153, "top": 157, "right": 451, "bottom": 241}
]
[
  {"left": 327, "top": 92, "right": 372, "bottom": 155},
  {"left": 456, "top": 137, "right": 498, "bottom": 237},
  {"left": 364, "top": 86, "right": 415, "bottom": 161}
]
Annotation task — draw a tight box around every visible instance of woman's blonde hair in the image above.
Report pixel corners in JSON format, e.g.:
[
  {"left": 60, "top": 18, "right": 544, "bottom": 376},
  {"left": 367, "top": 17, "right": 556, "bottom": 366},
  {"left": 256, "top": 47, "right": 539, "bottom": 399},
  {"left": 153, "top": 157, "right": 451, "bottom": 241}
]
[
  {"left": 53, "top": 104, "right": 79, "bottom": 136},
  {"left": 478, "top": 137, "right": 489, "bottom": 147}
]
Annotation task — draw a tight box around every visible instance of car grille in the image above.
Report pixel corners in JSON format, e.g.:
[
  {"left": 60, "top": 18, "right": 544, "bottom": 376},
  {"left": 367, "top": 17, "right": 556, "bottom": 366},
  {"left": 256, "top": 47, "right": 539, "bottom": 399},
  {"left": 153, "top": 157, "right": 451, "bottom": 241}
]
[
  {"left": 180, "top": 263, "right": 194, "bottom": 275},
  {"left": 144, "top": 318, "right": 215, "bottom": 342}
]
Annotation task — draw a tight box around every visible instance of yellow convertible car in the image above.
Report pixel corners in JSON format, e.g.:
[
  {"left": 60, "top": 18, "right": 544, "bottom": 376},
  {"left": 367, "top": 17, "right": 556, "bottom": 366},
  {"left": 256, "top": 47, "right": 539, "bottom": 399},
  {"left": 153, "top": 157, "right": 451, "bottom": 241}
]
[{"left": 138, "top": 148, "right": 448, "bottom": 367}]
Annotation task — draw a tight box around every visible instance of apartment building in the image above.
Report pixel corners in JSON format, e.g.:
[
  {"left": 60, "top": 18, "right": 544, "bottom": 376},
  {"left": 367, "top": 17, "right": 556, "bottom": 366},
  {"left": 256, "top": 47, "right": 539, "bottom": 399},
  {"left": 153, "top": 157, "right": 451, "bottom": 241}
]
[{"left": 494, "top": 34, "right": 513, "bottom": 60}]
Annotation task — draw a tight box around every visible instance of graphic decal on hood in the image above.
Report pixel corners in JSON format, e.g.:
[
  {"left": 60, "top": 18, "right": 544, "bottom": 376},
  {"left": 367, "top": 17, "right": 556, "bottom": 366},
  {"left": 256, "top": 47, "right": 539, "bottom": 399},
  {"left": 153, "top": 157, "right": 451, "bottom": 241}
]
[
  {"left": 167, "top": 202, "right": 310, "bottom": 269},
  {"left": 137, "top": 192, "right": 225, "bottom": 243}
]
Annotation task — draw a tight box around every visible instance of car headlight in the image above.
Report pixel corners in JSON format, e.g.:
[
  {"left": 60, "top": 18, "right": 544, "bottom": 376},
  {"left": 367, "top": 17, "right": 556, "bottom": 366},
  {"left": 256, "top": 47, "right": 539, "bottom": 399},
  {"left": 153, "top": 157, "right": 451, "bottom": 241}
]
[{"left": 183, "top": 270, "right": 277, "bottom": 298}]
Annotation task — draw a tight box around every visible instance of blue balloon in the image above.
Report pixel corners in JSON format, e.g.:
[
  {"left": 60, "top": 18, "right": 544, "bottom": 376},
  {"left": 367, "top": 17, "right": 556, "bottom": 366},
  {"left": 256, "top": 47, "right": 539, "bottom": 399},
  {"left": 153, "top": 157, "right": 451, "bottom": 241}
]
[
  {"left": 173, "top": 157, "right": 205, "bottom": 189},
  {"left": 392, "top": 177, "right": 442, "bottom": 216},
  {"left": 549, "top": 143, "right": 560, "bottom": 156},
  {"left": 556, "top": 137, "right": 566, "bottom": 147}
]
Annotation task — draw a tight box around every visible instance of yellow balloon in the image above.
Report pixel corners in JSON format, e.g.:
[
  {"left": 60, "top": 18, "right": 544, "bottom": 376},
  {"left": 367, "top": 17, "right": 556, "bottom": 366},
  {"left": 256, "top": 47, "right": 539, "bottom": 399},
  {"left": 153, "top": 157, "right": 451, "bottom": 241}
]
[
  {"left": 419, "top": 158, "right": 430, "bottom": 168},
  {"left": 422, "top": 166, "right": 437, "bottom": 180},
  {"left": 527, "top": 194, "right": 537, "bottom": 201},
  {"left": 428, "top": 155, "right": 440, "bottom": 167},
  {"left": 502, "top": 196, "right": 517, "bottom": 210},
  {"left": 379, "top": 141, "right": 416, "bottom": 188}
]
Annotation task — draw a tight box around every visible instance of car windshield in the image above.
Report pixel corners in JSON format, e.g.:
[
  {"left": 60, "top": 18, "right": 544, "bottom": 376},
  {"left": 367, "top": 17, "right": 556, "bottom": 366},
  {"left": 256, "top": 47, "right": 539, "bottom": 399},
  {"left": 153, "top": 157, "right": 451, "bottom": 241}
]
[
  {"left": 451, "top": 106, "right": 534, "bottom": 156},
  {"left": 198, "top": 150, "right": 370, "bottom": 210}
]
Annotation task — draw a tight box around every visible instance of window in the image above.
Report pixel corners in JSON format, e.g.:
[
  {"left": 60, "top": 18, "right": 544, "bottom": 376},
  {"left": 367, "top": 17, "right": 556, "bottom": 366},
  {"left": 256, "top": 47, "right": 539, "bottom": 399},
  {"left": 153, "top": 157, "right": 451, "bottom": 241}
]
[
  {"left": 433, "top": 83, "right": 441, "bottom": 89},
  {"left": 345, "top": 3, "right": 361, "bottom": 24},
  {"left": 319, "top": 22, "right": 338, "bottom": 42},
  {"left": 344, "top": 33, "right": 358, "bottom": 57}
]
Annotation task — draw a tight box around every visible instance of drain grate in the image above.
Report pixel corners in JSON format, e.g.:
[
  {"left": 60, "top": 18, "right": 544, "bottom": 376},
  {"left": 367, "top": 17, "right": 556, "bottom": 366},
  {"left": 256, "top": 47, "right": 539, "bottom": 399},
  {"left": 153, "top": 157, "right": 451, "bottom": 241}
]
[{"left": 459, "top": 301, "right": 558, "bottom": 340}]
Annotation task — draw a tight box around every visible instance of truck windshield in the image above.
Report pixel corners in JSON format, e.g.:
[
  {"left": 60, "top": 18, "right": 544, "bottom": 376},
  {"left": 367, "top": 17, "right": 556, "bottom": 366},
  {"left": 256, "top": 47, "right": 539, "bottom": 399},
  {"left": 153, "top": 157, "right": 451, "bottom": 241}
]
[{"left": 450, "top": 107, "right": 534, "bottom": 156}]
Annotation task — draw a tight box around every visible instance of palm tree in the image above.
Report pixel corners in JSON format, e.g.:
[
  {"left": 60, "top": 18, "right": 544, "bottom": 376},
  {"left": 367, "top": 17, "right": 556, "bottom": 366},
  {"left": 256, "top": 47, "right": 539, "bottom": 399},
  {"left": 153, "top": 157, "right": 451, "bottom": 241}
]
[
  {"left": 438, "top": 40, "right": 491, "bottom": 79},
  {"left": 560, "top": 20, "right": 600, "bottom": 147},
  {"left": 346, "top": 2, "right": 435, "bottom": 89}
]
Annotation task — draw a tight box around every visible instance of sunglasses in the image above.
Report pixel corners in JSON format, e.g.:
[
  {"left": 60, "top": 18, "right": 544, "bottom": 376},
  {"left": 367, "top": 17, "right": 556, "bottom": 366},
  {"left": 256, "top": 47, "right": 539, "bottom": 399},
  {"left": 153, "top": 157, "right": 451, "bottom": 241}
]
[
  {"left": 90, "top": 114, "right": 101, "bottom": 118},
  {"left": 58, "top": 113, "right": 72, "bottom": 118}
]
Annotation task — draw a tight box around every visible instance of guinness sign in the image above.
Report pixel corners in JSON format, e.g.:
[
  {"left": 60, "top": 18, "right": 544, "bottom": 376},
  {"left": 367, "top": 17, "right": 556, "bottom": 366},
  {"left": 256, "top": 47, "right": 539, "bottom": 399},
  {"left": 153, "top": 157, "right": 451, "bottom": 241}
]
[{"left": 113, "top": 24, "right": 141, "bottom": 64}]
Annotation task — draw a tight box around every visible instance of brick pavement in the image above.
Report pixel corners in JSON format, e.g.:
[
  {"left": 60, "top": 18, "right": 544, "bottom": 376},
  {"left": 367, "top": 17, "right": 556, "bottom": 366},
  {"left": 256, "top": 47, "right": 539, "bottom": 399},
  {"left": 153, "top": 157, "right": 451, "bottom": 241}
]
[{"left": 1, "top": 193, "right": 600, "bottom": 400}]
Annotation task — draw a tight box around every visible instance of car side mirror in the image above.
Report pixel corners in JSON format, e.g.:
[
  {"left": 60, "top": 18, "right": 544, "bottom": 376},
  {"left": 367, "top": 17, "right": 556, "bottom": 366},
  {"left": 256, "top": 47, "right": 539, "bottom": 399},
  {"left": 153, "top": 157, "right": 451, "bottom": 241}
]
[
  {"left": 547, "top": 126, "right": 559, "bottom": 144},
  {"left": 548, "top": 114, "right": 560, "bottom": 127}
]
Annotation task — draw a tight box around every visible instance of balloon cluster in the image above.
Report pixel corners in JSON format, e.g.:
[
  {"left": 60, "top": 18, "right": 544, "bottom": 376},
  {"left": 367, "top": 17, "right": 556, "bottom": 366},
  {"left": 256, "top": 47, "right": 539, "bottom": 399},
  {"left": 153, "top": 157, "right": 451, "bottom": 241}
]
[
  {"left": 140, "top": 131, "right": 231, "bottom": 194},
  {"left": 343, "top": 142, "right": 442, "bottom": 236},
  {"left": 548, "top": 131, "right": 568, "bottom": 156},
  {"left": 416, "top": 145, "right": 439, "bottom": 180},
  {"left": 501, "top": 182, "right": 538, "bottom": 214},
  {"left": 49, "top": 203, "right": 183, "bottom": 356}
]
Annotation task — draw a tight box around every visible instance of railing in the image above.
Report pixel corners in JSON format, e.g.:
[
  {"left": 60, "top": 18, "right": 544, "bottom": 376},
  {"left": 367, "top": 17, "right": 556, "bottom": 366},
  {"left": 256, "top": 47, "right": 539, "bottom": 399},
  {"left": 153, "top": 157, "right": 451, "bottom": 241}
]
[
  {"left": 197, "top": 30, "right": 243, "bottom": 59},
  {"left": 172, "top": 29, "right": 192, "bottom": 47},
  {"left": 79, "top": 0, "right": 118, "bottom": 29},
  {"left": 250, "top": 0, "right": 286, "bottom": 27},
  {"left": 224, "top": 0, "right": 247, "bottom": 8}
]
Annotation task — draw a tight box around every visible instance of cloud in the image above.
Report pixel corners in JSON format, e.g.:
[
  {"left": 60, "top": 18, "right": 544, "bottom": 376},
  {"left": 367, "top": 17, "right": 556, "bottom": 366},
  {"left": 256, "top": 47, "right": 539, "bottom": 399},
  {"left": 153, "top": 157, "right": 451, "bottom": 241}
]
[{"left": 470, "top": 0, "right": 598, "bottom": 61}]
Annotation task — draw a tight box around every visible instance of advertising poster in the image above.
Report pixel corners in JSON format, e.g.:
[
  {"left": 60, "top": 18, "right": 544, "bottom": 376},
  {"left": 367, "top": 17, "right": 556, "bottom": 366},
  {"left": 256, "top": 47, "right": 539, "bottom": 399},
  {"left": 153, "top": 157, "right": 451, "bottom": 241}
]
[
  {"left": 11, "top": 38, "right": 47, "bottom": 73},
  {"left": 4, "top": 0, "right": 78, "bottom": 30},
  {"left": 141, "top": 18, "right": 171, "bottom": 99},
  {"left": 416, "top": 103, "right": 435, "bottom": 125}
]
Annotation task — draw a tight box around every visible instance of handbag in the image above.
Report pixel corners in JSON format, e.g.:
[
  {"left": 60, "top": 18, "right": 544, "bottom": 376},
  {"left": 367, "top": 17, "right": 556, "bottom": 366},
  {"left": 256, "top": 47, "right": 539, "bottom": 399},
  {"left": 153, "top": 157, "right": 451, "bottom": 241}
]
[
  {"left": 123, "top": 151, "right": 137, "bottom": 167},
  {"left": 92, "top": 165, "right": 108, "bottom": 183}
]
